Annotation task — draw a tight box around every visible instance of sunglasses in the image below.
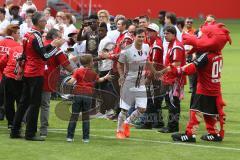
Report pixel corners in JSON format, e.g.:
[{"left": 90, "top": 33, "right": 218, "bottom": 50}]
[{"left": 186, "top": 21, "right": 193, "bottom": 24}]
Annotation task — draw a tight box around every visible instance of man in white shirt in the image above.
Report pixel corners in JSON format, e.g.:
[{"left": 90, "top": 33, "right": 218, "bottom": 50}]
[
  {"left": 97, "top": 22, "right": 116, "bottom": 116},
  {"left": 116, "top": 28, "right": 150, "bottom": 139}
]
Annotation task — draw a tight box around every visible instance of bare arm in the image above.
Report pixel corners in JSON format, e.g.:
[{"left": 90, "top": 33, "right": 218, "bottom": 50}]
[{"left": 67, "top": 77, "right": 76, "bottom": 85}]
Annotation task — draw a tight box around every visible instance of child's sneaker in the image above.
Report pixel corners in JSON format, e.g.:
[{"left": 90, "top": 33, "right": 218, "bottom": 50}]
[
  {"left": 82, "top": 139, "right": 90, "bottom": 143},
  {"left": 66, "top": 138, "right": 74, "bottom": 142}
]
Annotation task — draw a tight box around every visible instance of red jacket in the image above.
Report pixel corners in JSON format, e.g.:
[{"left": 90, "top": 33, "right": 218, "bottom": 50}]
[
  {"left": 43, "top": 39, "right": 70, "bottom": 92},
  {"left": 23, "top": 26, "right": 59, "bottom": 77},
  {"left": 165, "top": 39, "right": 186, "bottom": 85},
  {"left": 148, "top": 36, "right": 163, "bottom": 70},
  {"left": 3, "top": 45, "right": 23, "bottom": 79},
  {"left": 0, "top": 37, "right": 21, "bottom": 80},
  {"left": 109, "top": 30, "right": 133, "bottom": 72}
]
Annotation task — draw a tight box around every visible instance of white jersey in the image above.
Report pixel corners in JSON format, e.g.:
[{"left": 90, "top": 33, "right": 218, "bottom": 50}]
[
  {"left": 98, "top": 36, "right": 113, "bottom": 71},
  {"left": 118, "top": 43, "right": 149, "bottom": 86}
]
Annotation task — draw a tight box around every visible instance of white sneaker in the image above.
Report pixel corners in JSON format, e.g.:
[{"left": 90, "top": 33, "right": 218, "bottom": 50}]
[
  {"left": 82, "top": 139, "right": 90, "bottom": 143},
  {"left": 94, "top": 112, "right": 105, "bottom": 118},
  {"left": 66, "top": 138, "right": 74, "bottom": 142},
  {"left": 105, "top": 109, "right": 115, "bottom": 116}
]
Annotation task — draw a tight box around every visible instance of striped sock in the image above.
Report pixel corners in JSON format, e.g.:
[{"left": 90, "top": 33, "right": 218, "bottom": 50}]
[{"left": 125, "top": 109, "right": 142, "bottom": 124}]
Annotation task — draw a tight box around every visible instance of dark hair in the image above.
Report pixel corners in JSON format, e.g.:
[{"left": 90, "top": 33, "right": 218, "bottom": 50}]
[
  {"left": 165, "top": 12, "right": 177, "bottom": 25},
  {"left": 89, "top": 14, "right": 98, "bottom": 20},
  {"left": 32, "top": 12, "right": 44, "bottom": 25},
  {"left": 26, "top": 8, "right": 36, "bottom": 14},
  {"left": 177, "top": 17, "right": 185, "bottom": 29},
  {"left": 159, "top": 10, "right": 166, "bottom": 16},
  {"left": 163, "top": 25, "right": 177, "bottom": 36},
  {"left": 99, "top": 22, "right": 108, "bottom": 31},
  {"left": 0, "top": 7, "right": 6, "bottom": 15},
  {"left": 117, "top": 18, "right": 129, "bottom": 28},
  {"left": 46, "top": 28, "right": 60, "bottom": 40},
  {"left": 134, "top": 27, "right": 145, "bottom": 36},
  {"left": 139, "top": 15, "right": 150, "bottom": 22}
]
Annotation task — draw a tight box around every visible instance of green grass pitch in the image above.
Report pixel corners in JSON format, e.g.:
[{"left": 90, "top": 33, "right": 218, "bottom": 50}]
[{"left": 0, "top": 19, "right": 240, "bottom": 160}]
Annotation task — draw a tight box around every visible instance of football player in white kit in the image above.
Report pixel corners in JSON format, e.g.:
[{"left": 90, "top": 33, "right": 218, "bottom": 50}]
[{"left": 116, "top": 28, "right": 150, "bottom": 139}]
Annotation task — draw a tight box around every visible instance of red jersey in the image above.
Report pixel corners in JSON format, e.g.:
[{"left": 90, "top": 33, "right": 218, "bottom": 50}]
[
  {"left": 23, "top": 26, "right": 58, "bottom": 77},
  {"left": 165, "top": 39, "right": 186, "bottom": 85},
  {"left": 43, "top": 40, "right": 70, "bottom": 92},
  {"left": 3, "top": 45, "right": 23, "bottom": 79},
  {"left": 148, "top": 36, "right": 163, "bottom": 70},
  {"left": 0, "top": 37, "right": 20, "bottom": 80},
  {"left": 72, "top": 67, "right": 99, "bottom": 95},
  {"left": 195, "top": 53, "right": 223, "bottom": 96},
  {"left": 110, "top": 30, "right": 133, "bottom": 72}
]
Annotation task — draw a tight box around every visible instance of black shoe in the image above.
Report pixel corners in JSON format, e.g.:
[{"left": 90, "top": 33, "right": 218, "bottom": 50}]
[
  {"left": 8, "top": 125, "right": 13, "bottom": 130},
  {"left": 135, "top": 124, "right": 152, "bottom": 129},
  {"left": 152, "top": 122, "right": 164, "bottom": 129},
  {"left": 171, "top": 132, "right": 196, "bottom": 142},
  {"left": 0, "top": 111, "right": 4, "bottom": 120},
  {"left": 158, "top": 127, "right": 178, "bottom": 133},
  {"left": 10, "top": 133, "right": 23, "bottom": 139},
  {"left": 25, "top": 136, "right": 45, "bottom": 141},
  {"left": 200, "top": 133, "right": 222, "bottom": 142}
]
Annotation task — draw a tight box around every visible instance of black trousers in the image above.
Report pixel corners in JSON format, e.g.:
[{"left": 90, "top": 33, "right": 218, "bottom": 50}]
[
  {"left": 3, "top": 76, "right": 23, "bottom": 126},
  {"left": 98, "top": 70, "right": 116, "bottom": 113},
  {"left": 165, "top": 95, "right": 180, "bottom": 131},
  {"left": 144, "top": 80, "right": 164, "bottom": 126},
  {"left": 190, "top": 73, "right": 198, "bottom": 107},
  {"left": 0, "top": 78, "right": 4, "bottom": 119},
  {"left": 12, "top": 76, "right": 44, "bottom": 137}
]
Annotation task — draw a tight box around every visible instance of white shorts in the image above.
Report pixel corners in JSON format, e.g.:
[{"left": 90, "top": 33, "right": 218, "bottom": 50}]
[{"left": 120, "top": 83, "right": 147, "bottom": 110}]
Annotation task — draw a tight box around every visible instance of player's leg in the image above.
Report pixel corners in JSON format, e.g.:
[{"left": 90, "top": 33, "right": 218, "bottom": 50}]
[
  {"left": 201, "top": 114, "right": 222, "bottom": 142},
  {"left": 123, "top": 94, "right": 147, "bottom": 138},
  {"left": 171, "top": 110, "right": 200, "bottom": 142}
]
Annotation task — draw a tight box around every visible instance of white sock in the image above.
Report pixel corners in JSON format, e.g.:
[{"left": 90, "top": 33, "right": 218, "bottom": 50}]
[
  {"left": 117, "top": 110, "right": 127, "bottom": 132},
  {"left": 125, "top": 109, "right": 142, "bottom": 124}
]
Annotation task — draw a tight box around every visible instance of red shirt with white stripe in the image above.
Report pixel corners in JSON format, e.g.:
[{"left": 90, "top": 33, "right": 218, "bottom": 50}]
[
  {"left": 165, "top": 39, "right": 186, "bottom": 85},
  {"left": 43, "top": 39, "right": 70, "bottom": 92},
  {"left": 23, "top": 26, "right": 58, "bottom": 77},
  {"left": 148, "top": 36, "right": 163, "bottom": 70}
]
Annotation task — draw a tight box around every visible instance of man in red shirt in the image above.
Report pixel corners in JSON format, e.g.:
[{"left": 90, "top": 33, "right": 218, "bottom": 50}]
[
  {"left": 137, "top": 23, "right": 164, "bottom": 129},
  {"left": 158, "top": 26, "right": 186, "bottom": 133},
  {"left": 10, "top": 12, "right": 64, "bottom": 141},
  {"left": 0, "top": 24, "right": 22, "bottom": 128},
  {"left": 39, "top": 28, "right": 74, "bottom": 137}
]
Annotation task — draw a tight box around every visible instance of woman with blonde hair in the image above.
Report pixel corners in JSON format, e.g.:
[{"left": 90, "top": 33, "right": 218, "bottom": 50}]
[{"left": 97, "top": 9, "right": 111, "bottom": 31}]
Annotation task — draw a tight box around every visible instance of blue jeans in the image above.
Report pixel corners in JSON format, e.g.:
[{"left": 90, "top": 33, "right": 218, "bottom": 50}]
[{"left": 67, "top": 95, "right": 92, "bottom": 139}]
